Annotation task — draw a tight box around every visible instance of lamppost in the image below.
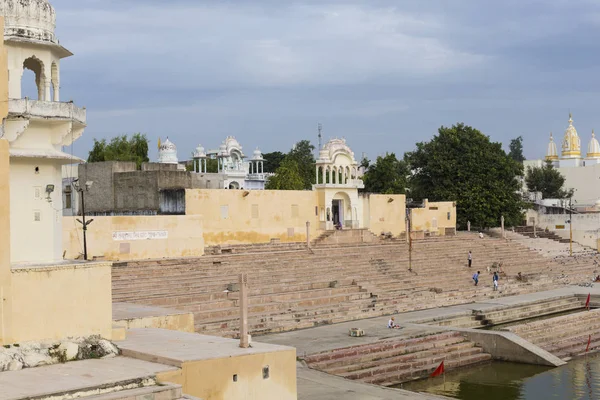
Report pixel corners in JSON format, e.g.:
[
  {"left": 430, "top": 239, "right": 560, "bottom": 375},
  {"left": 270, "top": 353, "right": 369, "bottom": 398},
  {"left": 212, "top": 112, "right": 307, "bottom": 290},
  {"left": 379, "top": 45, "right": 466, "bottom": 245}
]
[{"left": 73, "top": 179, "right": 94, "bottom": 261}]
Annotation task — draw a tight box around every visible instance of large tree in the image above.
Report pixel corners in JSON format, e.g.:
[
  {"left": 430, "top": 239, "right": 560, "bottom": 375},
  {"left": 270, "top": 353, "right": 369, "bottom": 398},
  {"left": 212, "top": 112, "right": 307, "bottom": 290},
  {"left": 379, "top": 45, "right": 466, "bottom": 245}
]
[
  {"left": 362, "top": 153, "right": 409, "bottom": 194},
  {"left": 509, "top": 136, "right": 526, "bottom": 163},
  {"left": 286, "top": 140, "right": 316, "bottom": 190},
  {"left": 88, "top": 133, "right": 149, "bottom": 169},
  {"left": 406, "top": 123, "right": 525, "bottom": 229},
  {"left": 265, "top": 158, "right": 304, "bottom": 190},
  {"left": 262, "top": 151, "right": 286, "bottom": 173},
  {"left": 525, "top": 160, "right": 571, "bottom": 199}
]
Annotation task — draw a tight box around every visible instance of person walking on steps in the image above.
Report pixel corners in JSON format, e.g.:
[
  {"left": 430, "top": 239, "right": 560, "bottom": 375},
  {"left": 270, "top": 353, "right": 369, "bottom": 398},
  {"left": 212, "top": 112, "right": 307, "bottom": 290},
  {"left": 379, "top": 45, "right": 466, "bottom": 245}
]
[
  {"left": 468, "top": 251, "right": 472, "bottom": 268},
  {"left": 473, "top": 271, "right": 480, "bottom": 286},
  {"left": 493, "top": 272, "right": 499, "bottom": 291}
]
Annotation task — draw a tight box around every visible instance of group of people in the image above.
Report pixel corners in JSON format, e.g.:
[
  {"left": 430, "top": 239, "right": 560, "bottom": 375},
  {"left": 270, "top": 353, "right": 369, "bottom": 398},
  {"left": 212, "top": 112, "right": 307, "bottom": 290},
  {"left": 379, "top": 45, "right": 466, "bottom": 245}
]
[{"left": 468, "top": 251, "right": 500, "bottom": 291}]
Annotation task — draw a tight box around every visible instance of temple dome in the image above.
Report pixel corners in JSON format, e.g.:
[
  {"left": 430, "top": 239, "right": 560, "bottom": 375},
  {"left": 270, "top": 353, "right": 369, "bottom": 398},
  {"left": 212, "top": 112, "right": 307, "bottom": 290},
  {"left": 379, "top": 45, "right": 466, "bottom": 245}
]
[
  {"left": 588, "top": 130, "right": 600, "bottom": 159},
  {"left": 0, "top": 0, "right": 57, "bottom": 44},
  {"left": 562, "top": 113, "right": 581, "bottom": 158},
  {"left": 193, "top": 144, "right": 206, "bottom": 158},
  {"left": 318, "top": 138, "right": 356, "bottom": 164},
  {"left": 546, "top": 133, "right": 558, "bottom": 161},
  {"left": 158, "top": 138, "right": 178, "bottom": 164},
  {"left": 252, "top": 148, "right": 263, "bottom": 160}
]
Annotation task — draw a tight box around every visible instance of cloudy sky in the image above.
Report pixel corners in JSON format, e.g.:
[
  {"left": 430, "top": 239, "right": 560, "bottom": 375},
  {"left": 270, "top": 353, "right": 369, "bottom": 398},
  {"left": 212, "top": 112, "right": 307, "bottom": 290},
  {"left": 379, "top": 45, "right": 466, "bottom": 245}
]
[{"left": 44, "top": 0, "right": 600, "bottom": 161}]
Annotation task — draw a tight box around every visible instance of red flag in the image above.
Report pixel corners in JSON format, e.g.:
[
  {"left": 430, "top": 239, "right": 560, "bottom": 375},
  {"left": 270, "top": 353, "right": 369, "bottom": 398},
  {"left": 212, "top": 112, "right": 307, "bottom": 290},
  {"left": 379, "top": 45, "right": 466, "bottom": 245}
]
[
  {"left": 430, "top": 361, "right": 445, "bottom": 377},
  {"left": 586, "top": 335, "right": 592, "bottom": 353},
  {"left": 586, "top": 294, "right": 591, "bottom": 310}
]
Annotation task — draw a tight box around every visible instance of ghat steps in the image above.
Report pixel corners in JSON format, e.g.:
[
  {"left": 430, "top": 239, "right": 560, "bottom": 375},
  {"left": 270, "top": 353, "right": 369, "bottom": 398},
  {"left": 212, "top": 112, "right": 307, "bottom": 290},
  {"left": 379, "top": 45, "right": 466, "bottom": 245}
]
[
  {"left": 303, "top": 331, "right": 491, "bottom": 386},
  {"left": 112, "top": 232, "right": 599, "bottom": 337},
  {"left": 508, "top": 308, "right": 600, "bottom": 360}
]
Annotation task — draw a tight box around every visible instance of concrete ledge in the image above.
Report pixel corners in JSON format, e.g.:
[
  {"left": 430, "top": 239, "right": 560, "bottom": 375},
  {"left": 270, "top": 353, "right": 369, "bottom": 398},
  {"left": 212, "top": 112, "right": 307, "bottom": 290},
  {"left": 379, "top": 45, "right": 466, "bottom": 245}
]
[
  {"left": 455, "top": 329, "right": 566, "bottom": 367},
  {"left": 113, "top": 303, "right": 194, "bottom": 334}
]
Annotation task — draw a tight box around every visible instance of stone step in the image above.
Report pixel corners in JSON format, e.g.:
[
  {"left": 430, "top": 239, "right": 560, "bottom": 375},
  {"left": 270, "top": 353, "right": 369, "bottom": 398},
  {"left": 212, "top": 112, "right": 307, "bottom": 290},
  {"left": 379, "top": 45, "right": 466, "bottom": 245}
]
[{"left": 75, "top": 384, "right": 182, "bottom": 400}]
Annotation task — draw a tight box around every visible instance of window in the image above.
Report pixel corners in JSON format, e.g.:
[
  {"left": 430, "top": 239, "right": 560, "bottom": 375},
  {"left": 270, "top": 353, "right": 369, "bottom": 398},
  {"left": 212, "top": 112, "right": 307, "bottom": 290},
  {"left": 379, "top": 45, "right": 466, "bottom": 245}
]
[
  {"left": 232, "top": 374, "right": 238, "bottom": 382},
  {"left": 262, "top": 366, "right": 270, "bottom": 379},
  {"left": 65, "top": 190, "right": 72, "bottom": 209},
  {"left": 429, "top": 206, "right": 438, "bottom": 210},
  {"left": 447, "top": 212, "right": 451, "bottom": 220}
]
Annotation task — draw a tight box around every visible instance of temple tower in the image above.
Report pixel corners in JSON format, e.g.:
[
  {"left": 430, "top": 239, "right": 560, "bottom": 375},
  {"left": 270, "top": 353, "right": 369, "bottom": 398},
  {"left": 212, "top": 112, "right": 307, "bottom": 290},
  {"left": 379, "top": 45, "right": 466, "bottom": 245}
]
[{"left": 0, "top": 0, "right": 86, "bottom": 263}]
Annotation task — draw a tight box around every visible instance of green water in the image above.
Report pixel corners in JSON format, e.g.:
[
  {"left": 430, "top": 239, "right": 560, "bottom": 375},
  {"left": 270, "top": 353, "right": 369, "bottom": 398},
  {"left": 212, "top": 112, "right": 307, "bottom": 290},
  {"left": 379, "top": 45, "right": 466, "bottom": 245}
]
[{"left": 397, "top": 355, "right": 600, "bottom": 399}]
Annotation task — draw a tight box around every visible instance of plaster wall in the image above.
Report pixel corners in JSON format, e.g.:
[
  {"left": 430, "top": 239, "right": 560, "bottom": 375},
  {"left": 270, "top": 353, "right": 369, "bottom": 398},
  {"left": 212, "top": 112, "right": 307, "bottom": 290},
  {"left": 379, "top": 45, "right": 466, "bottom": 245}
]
[
  {"left": 157, "top": 350, "right": 297, "bottom": 400},
  {"left": 9, "top": 262, "right": 113, "bottom": 343},
  {"left": 532, "top": 212, "right": 600, "bottom": 249},
  {"left": 9, "top": 158, "right": 63, "bottom": 263},
  {"left": 78, "top": 161, "right": 136, "bottom": 213},
  {"left": 411, "top": 200, "right": 457, "bottom": 235},
  {"left": 0, "top": 139, "right": 14, "bottom": 345},
  {"left": 186, "top": 189, "right": 320, "bottom": 246},
  {"left": 363, "top": 194, "right": 407, "bottom": 236},
  {"left": 0, "top": 19, "right": 7, "bottom": 123},
  {"left": 63, "top": 215, "right": 204, "bottom": 261}
]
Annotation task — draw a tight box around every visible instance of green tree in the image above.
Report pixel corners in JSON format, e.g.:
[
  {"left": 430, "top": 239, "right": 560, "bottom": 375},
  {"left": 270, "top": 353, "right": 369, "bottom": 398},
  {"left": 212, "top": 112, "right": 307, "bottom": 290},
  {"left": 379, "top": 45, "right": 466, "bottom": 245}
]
[
  {"left": 87, "top": 133, "right": 150, "bottom": 169},
  {"left": 265, "top": 158, "right": 304, "bottom": 190},
  {"left": 509, "top": 136, "right": 526, "bottom": 163},
  {"left": 406, "top": 123, "right": 525, "bottom": 229},
  {"left": 287, "top": 140, "right": 316, "bottom": 190},
  {"left": 525, "top": 160, "right": 571, "bottom": 199},
  {"left": 362, "top": 153, "right": 409, "bottom": 194},
  {"left": 262, "top": 151, "right": 286, "bottom": 173}
]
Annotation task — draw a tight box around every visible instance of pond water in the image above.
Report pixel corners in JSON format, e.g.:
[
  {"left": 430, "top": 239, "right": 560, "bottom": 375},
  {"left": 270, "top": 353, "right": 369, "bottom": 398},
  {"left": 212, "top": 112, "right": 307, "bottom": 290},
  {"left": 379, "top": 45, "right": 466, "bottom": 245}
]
[{"left": 397, "top": 354, "right": 600, "bottom": 400}]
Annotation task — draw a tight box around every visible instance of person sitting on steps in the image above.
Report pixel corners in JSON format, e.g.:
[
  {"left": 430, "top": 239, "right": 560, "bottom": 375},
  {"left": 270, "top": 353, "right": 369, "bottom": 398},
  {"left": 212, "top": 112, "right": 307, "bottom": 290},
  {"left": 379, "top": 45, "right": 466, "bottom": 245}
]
[{"left": 387, "top": 317, "right": 401, "bottom": 329}]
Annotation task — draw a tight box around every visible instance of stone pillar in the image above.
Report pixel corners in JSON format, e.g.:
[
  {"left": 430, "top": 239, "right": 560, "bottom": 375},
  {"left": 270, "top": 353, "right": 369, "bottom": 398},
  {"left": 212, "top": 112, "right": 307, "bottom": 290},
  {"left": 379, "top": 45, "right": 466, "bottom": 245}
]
[
  {"left": 44, "top": 81, "right": 51, "bottom": 102},
  {"left": 467, "top": 221, "right": 471, "bottom": 232},
  {"left": 0, "top": 139, "right": 14, "bottom": 345},
  {"left": 501, "top": 215, "right": 505, "bottom": 238},
  {"left": 53, "top": 81, "right": 60, "bottom": 102},
  {"left": 239, "top": 273, "right": 249, "bottom": 348},
  {"left": 322, "top": 166, "right": 326, "bottom": 184},
  {"left": 306, "top": 221, "right": 310, "bottom": 248},
  {"left": 315, "top": 166, "right": 318, "bottom": 184}
]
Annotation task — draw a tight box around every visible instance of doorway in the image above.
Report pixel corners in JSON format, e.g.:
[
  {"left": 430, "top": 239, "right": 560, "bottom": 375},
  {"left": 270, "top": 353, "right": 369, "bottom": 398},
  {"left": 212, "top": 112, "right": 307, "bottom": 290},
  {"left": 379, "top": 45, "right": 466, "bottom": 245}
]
[{"left": 332, "top": 199, "right": 343, "bottom": 226}]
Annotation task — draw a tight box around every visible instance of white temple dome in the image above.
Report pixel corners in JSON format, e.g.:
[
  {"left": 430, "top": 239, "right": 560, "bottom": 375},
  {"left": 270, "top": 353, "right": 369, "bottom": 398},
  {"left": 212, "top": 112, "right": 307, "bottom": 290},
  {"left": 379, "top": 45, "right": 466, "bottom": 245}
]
[
  {"left": 252, "top": 148, "right": 263, "bottom": 160},
  {"left": 0, "top": 0, "right": 57, "bottom": 44},
  {"left": 193, "top": 144, "right": 206, "bottom": 158},
  {"left": 546, "top": 133, "right": 558, "bottom": 161},
  {"left": 158, "top": 138, "right": 178, "bottom": 164},
  {"left": 318, "top": 138, "right": 356, "bottom": 164},
  {"left": 588, "top": 130, "right": 600, "bottom": 158}
]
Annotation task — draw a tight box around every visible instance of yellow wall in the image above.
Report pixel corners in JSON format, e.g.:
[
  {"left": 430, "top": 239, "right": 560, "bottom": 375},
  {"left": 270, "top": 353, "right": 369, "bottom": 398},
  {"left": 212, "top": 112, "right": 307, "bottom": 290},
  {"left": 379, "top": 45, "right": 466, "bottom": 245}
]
[
  {"left": 157, "top": 349, "right": 297, "bottom": 400},
  {"left": 63, "top": 215, "right": 204, "bottom": 261},
  {"left": 8, "top": 262, "right": 113, "bottom": 343},
  {"left": 366, "top": 194, "right": 407, "bottom": 237},
  {"left": 411, "top": 200, "right": 456, "bottom": 235},
  {"left": 0, "top": 139, "right": 14, "bottom": 345},
  {"left": 186, "top": 189, "right": 320, "bottom": 246}
]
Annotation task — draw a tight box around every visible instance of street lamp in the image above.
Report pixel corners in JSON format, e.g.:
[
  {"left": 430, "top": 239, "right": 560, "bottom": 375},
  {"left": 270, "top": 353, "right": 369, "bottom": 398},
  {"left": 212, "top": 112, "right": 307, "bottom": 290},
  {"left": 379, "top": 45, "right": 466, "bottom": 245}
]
[{"left": 72, "top": 179, "right": 94, "bottom": 261}]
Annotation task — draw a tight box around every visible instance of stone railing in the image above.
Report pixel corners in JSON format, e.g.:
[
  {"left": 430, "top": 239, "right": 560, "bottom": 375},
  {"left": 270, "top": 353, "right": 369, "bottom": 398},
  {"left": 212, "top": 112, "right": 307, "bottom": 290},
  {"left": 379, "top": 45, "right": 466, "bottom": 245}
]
[
  {"left": 313, "top": 179, "right": 365, "bottom": 189},
  {"left": 8, "top": 98, "right": 86, "bottom": 125}
]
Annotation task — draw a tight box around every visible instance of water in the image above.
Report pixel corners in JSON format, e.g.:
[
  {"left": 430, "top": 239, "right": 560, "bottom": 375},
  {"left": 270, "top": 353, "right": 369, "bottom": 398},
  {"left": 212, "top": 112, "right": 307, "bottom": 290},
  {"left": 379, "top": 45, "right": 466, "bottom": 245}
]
[{"left": 397, "top": 354, "right": 600, "bottom": 400}]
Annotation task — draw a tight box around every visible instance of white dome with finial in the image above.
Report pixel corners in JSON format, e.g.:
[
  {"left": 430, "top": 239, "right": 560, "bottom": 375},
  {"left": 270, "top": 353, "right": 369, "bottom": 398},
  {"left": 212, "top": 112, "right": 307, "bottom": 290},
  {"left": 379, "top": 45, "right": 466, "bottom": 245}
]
[
  {"left": 0, "top": 0, "right": 57, "bottom": 44},
  {"left": 158, "top": 138, "right": 178, "bottom": 164},
  {"left": 588, "top": 130, "right": 600, "bottom": 159},
  {"left": 252, "top": 147, "right": 263, "bottom": 161},
  {"left": 193, "top": 144, "right": 206, "bottom": 158},
  {"left": 546, "top": 132, "right": 558, "bottom": 161}
]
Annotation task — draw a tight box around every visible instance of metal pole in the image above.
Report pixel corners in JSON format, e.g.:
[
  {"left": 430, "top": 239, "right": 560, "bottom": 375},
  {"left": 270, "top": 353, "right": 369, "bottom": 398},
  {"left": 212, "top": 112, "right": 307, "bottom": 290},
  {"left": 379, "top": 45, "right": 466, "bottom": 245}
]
[
  {"left": 408, "top": 209, "right": 413, "bottom": 272},
  {"left": 306, "top": 221, "right": 310, "bottom": 249},
  {"left": 81, "top": 189, "right": 88, "bottom": 261}
]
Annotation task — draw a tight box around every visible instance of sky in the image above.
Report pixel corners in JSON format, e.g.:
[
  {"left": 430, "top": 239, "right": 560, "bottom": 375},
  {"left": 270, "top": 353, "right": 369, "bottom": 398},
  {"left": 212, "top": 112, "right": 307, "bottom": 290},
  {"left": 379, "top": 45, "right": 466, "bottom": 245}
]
[{"left": 42, "top": 0, "right": 600, "bottom": 161}]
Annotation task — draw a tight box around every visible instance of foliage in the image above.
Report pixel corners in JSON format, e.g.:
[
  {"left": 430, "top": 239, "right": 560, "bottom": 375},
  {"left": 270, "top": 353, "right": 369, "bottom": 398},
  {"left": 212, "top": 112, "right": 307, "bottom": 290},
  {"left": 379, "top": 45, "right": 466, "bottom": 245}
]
[
  {"left": 262, "top": 151, "right": 286, "bottom": 173},
  {"left": 525, "top": 160, "right": 572, "bottom": 199},
  {"left": 265, "top": 158, "right": 304, "bottom": 190},
  {"left": 87, "top": 133, "right": 149, "bottom": 169},
  {"left": 406, "top": 123, "right": 525, "bottom": 229},
  {"left": 286, "top": 140, "right": 316, "bottom": 190},
  {"left": 186, "top": 157, "right": 219, "bottom": 173},
  {"left": 362, "top": 153, "right": 409, "bottom": 194},
  {"left": 509, "top": 136, "right": 526, "bottom": 164}
]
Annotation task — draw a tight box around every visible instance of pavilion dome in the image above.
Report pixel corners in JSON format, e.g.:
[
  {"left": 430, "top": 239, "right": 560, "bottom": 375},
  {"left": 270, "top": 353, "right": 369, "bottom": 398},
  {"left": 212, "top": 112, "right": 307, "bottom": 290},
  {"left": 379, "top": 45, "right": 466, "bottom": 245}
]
[
  {"left": 318, "top": 138, "right": 356, "bottom": 165},
  {"left": 0, "top": 0, "right": 57, "bottom": 44},
  {"left": 193, "top": 144, "right": 206, "bottom": 158},
  {"left": 588, "top": 130, "right": 600, "bottom": 159},
  {"left": 546, "top": 133, "right": 558, "bottom": 161},
  {"left": 252, "top": 148, "right": 263, "bottom": 160},
  {"left": 157, "top": 138, "right": 178, "bottom": 164}
]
